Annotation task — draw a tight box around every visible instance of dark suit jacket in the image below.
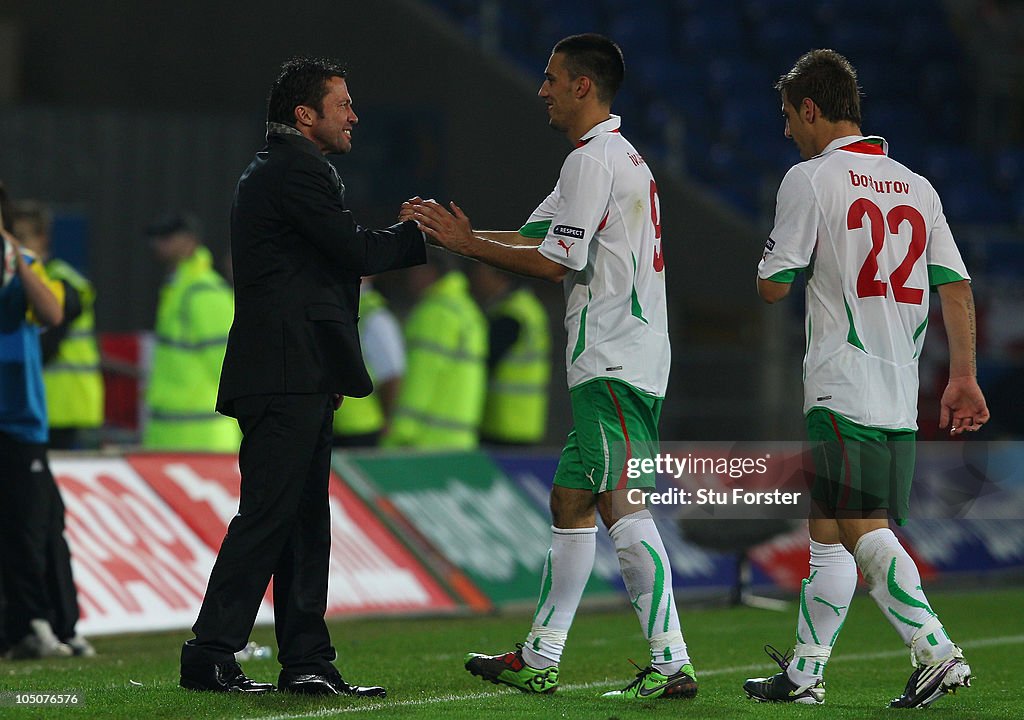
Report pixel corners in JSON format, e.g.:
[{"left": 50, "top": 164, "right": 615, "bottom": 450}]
[{"left": 217, "top": 131, "right": 426, "bottom": 417}]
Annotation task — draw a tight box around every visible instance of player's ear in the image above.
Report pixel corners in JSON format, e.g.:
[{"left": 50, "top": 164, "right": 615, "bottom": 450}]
[
  {"left": 800, "top": 97, "right": 817, "bottom": 124},
  {"left": 575, "top": 75, "right": 592, "bottom": 99}
]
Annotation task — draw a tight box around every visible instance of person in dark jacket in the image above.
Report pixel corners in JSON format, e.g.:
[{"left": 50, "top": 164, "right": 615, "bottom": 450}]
[{"left": 179, "top": 56, "right": 426, "bottom": 697}]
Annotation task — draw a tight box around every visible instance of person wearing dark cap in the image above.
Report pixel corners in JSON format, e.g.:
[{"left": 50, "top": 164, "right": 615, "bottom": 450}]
[
  {"left": 144, "top": 211, "right": 240, "bottom": 452},
  {"left": 178, "top": 57, "right": 425, "bottom": 697}
]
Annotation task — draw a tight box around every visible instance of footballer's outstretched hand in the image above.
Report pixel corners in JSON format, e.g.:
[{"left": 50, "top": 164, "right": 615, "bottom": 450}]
[
  {"left": 940, "top": 376, "right": 990, "bottom": 435},
  {"left": 398, "top": 196, "right": 421, "bottom": 223},
  {"left": 413, "top": 200, "right": 474, "bottom": 255}
]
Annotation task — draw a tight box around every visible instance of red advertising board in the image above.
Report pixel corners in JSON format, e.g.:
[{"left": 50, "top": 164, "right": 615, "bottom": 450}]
[
  {"left": 129, "top": 454, "right": 456, "bottom": 616},
  {"left": 51, "top": 457, "right": 236, "bottom": 635}
]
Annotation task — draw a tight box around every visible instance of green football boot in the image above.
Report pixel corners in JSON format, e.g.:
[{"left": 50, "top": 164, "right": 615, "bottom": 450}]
[
  {"left": 601, "top": 661, "right": 698, "bottom": 699},
  {"left": 464, "top": 643, "right": 559, "bottom": 694}
]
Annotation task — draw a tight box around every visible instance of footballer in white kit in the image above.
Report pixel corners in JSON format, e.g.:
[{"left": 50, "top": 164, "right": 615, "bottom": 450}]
[
  {"left": 758, "top": 134, "right": 969, "bottom": 431},
  {"left": 412, "top": 33, "right": 696, "bottom": 702},
  {"left": 521, "top": 114, "right": 670, "bottom": 402},
  {"left": 744, "top": 49, "right": 987, "bottom": 711}
]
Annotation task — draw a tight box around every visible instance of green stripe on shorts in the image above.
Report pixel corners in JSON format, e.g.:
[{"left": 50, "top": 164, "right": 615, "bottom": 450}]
[{"left": 553, "top": 379, "right": 662, "bottom": 494}]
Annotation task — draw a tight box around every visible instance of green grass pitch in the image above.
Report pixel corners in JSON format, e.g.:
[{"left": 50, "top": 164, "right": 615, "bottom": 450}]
[{"left": 1, "top": 587, "right": 1021, "bottom": 719}]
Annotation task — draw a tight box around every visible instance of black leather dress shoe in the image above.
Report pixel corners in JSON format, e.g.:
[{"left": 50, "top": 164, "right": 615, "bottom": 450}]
[
  {"left": 180, "top": 661, "right": 276, "bottom": 693},
  {"left": 278, "top": 669, "right": 386, "bottom": 697}
]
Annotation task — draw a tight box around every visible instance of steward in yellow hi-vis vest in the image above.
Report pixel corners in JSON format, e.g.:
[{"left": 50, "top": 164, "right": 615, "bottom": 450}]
[
  {"left": 480, "top": 287, "right": 551, "bottom": 444},
  {"left": 384, "top": 270, "right": 487, "bottom": 449},
  {"left": 42, "top": 259, "right": 104, "bottom": 448},
  {"left": 144, "top": 213, "right": 240, "bottom": 452}
]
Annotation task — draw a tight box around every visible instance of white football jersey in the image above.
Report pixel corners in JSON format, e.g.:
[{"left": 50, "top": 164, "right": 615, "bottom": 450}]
[
  {"left": 759, "top": 135, "right": 969, "bottom": 430},
  {"left": 522, "top": 115, "right": 670, "bottom": 396}
]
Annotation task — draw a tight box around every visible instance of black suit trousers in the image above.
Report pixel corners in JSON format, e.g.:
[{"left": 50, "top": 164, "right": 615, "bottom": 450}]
[{"left": 183, "top": 394, "right": 336, "bottom": 673}]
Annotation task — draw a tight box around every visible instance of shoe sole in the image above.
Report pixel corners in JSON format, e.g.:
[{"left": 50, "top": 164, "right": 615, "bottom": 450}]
[
  {"left": 744, "top": 684, "right": 824, "bottom": 705},
  {"left": 745, "top": 692, "right": 823, "bottom": 705},
  {"left": 663, "top": 678, "right": 699, "bottom": 699},
  {"left": 604, "top": 685, "right": 699, "bottom": 700},
  {"left": 180, "top": 678, "right": 274, "bottom": 694}
]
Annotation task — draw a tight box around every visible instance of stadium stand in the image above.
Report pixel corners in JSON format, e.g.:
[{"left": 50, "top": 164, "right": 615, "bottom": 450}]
[{"left": 425, "top": 0, "right": 1024, "bottom": 441}]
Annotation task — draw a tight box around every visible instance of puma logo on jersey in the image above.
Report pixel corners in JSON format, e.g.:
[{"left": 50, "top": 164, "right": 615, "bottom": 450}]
[
  {"left": 557, "top": 239, "right": 575, "bottom": 256},
  {"left": 817, "top": 395, "right": 832, "bottom": 401}
]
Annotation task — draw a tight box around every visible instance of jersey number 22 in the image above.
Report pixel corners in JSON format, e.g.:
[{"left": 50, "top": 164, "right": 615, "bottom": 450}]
[{"left": 847, "top": 198, "right": 926, "bottom": 305}]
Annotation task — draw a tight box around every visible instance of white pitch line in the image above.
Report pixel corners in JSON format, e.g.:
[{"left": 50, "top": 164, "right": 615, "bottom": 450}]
[{"left": 237, "top": 633, "right": 1024, "bottom": 720}]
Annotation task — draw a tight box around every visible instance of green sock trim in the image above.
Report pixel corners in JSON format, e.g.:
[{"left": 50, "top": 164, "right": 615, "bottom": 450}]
[
  {"left": 830, "top": 615, "right": 847, "bottom": 646},
  {"left": 641, "top": 541, "right": 666, "bottom": 639},
  {"left": 887, "top": 557, "right": 935, "bottom": 617},
  {"left": 533, "top": 550, "right": 552, "bottom": 622},
  {"left": 888, "top": 607, "right": 924, "bottom": 629},
  {"left": 800, "top": 577, "right": 821, "bottom": 644}
]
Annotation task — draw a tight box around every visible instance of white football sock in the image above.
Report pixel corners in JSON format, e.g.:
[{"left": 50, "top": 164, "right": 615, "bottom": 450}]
[
  {"left": 609, "top": 510, "right": 689, "bottom": 675},
  {"left": 854, "top": 528, "right": 956, "bottom": 665},
  {"left": 787, "top": 540, "right": 857, "bottom": 687},
  {"left": 522, "top": 525, "right": 596, "bottom": 668}
]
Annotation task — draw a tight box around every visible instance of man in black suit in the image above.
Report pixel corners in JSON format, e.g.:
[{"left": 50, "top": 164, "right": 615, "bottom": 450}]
[{"left": 179, "top": 57, "right": 426, "bottom": 697}]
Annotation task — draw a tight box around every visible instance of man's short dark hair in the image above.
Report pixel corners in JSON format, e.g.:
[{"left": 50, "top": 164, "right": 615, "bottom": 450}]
[
  {"left": 775, "top": 49, "right": 862, "bottom": 125},
  {"left": 552, "top": 34, "right": 624, "bottom": 105},
  {"left": 267, "top": 56, "right": 348, "bottom": 126}
]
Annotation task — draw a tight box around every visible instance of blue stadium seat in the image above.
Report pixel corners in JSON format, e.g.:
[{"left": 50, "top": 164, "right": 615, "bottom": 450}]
[
  {"left": 993, "top": 147, "right": 1024, "bottom": 193},
  {"left": 899, "top": 10, "right": 962, "bottom": 61},
  {"left": 751, "top": 17, "right": 822, "bottom": 66},
  {"left": 420, "top": 0, "right": 1000, "bottom": 227},
  {"left": 815, "top": 0, "right": 918, "bottom": 26},
  {"left": 922, "top": 146, "right": 987, "bottom": 191},
  {"left": 530, "top": 0, "right": 603, "bottom": 49},
  {"left": 677, "top": 10, "right": 746, "bottom": 60},
  {"left": 939, "top": 182, "right": 1013, "bottom": 225},
  {"left": 629, "top": 54, "right": 685, "bottom": 100},
  {"left": 862, "top": 104, "right": 928, "bottom": 155},
  {"left": 720, "top": 94, "right": 783, "bottom": 143},
  {"left": 607, "top": 5, "right": 673, "bottom": 58},
  {"left": 824, "top": 23, "right": 899, "bottom": 62},
  {"left": 707, "top": 59, "right": 773, "bottom": 104}
]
